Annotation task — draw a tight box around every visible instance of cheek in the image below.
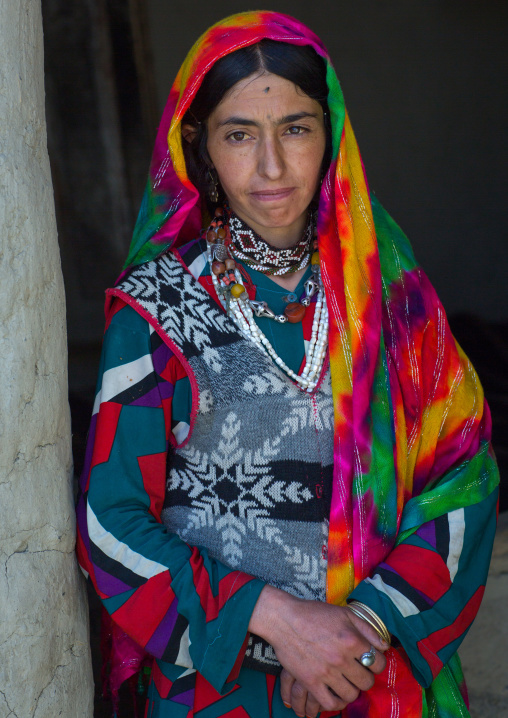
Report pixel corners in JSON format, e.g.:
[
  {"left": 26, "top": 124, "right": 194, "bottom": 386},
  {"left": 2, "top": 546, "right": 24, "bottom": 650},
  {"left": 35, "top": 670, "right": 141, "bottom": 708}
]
[
  {"left": 292, "top": 139, "right": 326, "bottom": 179},
  {"left": 215, "top": 154, "right": 251, "bottom": 189},
  {"left": 294, "top": 154, "right": 323, "bottom": 191}
]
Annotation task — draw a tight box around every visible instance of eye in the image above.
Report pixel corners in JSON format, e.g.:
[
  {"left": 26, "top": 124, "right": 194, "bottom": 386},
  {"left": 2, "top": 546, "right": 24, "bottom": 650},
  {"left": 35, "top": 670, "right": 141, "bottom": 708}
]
[
  {"left": 227, "top": 131, "right": 249, "bottom": 142},
  {"left": 285, "top": 125, "right": 307, "bottom": 135}
]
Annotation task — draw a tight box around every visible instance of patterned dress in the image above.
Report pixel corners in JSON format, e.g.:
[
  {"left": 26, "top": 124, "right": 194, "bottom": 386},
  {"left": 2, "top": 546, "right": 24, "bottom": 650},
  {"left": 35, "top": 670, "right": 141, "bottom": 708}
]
[{"left": 77, "top": 238, "right": 498, "bottom": 717}]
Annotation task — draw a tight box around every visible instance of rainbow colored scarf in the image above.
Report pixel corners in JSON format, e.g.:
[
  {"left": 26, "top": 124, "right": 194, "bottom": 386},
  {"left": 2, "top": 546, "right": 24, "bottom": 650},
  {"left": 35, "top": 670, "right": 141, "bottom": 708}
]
[{"left": 120, "top": 12, "right": 498, "bottom": 716}]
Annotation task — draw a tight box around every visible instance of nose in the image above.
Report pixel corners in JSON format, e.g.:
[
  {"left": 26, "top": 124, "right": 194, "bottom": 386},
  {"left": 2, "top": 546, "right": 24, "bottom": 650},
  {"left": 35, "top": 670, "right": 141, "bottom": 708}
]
[{"left": 257, "top": 135, "right": 285, "bottom": 180}]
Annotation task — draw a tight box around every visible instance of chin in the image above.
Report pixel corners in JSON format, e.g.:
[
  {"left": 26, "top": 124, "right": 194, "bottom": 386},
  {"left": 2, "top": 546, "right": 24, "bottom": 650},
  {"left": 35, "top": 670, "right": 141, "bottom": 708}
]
[{"left": 248, "top": 202, "right": 306, "bottom": 226}]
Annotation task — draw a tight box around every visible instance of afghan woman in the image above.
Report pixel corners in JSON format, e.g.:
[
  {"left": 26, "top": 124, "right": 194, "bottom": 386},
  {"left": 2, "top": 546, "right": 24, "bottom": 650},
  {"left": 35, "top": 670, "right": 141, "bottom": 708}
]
[{"left": 76, "top": 11, "right": 499, "bottom": 718}]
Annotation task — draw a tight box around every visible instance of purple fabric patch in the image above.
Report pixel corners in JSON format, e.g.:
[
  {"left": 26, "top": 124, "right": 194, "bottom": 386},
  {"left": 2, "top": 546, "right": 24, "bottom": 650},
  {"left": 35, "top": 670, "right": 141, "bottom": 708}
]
[
  {"left": 178, "top": 238, "right": 200, "bottom": 260},
  {"left": 131, "top": 385, "right": 165, "bottom": 407},
  {"left": 172, "top": 688, "right": 195, "bottom": 707},
  {"left": 157, "top": 379, "right": 174, "bottom": 400},
  {"left": 152, "top": 342, "right": 174, "bottom": 375},
  {"left": 145, "top": 599, "right": 180, "bottom": 657},
  {"left": 416, "top": 522, "right": 437, "bottom": 548},
  {"left": 93, "top": 562, "right": 133, "bottom": 597}
]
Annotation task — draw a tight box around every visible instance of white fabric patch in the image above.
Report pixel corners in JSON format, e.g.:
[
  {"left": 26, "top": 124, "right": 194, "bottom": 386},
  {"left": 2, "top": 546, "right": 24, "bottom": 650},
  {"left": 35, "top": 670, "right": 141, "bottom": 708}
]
[
  {"left": 173, "top": 421, "right": 190, "bottom": 445},
  {"left": 364, "top": 573, "right": 420, "bottom": 617},
  {"left": 175, "top": 625, "right": 194, "bottom": 669},
  {"left": 187, "top": 251, "right": 207, "bottom": 281},
  {"left": 87, "top": 502, "right": 168, "bottom": 580},
  {"left": 447, "top": 508, "right": 465, "bottom": 581},
  {"left": 93, "top": 354, "right": 154, "bottom": 415}
]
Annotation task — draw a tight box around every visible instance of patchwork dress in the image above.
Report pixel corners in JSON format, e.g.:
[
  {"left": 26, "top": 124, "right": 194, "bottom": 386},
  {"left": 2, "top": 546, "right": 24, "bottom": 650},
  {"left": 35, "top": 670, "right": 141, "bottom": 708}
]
[{"left": 77, "top": 237, "right": 498, "bottom": 717}]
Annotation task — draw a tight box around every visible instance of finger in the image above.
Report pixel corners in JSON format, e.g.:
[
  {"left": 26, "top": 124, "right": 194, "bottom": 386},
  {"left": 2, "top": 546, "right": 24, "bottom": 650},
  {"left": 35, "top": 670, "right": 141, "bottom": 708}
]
[
  {"left": 325, "top": 677, "right": 360, "bottom": 707},
  {"left": 290, "top": 680, "right": 309, "bottom": 718},
  {"left": 280, "top": 669, "right": 295, "bottom": 710},
  {"left": 312, "top": 686, "right": 347, "bottom": 715},
  {"left": 338, "top": 645, "right": 386, "bottom": 694},
  {"left": 346, "top": 609, "right": 389, "bottom": 653},
  {"left": 366, "top": 646, "right": 387, "bottom": 675},
  {"left": 311, "top": 677, "right": 359, "bottom": 713},
  {"left": 348, "top": 661, "right": 376, "bottom": 692},
  {"left": 356, "top": 644, "right": 387, "bottom": 676},
  {"left": 304, "top": 692, "right": 321, "bottom": 718}
]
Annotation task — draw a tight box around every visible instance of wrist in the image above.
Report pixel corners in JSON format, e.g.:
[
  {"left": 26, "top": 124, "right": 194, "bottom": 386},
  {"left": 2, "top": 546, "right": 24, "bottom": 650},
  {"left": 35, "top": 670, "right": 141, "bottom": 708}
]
[{"left": 248, "top": 584, "right": 297, "bottom": 644}]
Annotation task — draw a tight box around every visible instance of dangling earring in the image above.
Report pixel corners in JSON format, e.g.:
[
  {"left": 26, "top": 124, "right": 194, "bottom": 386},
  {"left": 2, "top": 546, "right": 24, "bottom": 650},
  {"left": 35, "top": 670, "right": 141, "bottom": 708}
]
[{"left": 208, "top": 168, "right": 219, "bottom": 203}]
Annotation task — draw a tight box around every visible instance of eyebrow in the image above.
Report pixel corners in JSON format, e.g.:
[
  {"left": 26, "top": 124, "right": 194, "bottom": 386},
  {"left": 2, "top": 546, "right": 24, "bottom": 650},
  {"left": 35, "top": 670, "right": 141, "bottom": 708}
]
[{"left": 216, "top": 111, "right": 320, "bottom": 128}]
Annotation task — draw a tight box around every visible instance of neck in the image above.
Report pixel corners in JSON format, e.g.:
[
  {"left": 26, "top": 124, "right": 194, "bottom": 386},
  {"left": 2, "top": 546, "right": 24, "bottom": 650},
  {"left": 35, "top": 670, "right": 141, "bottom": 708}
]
[
  {"left": 224, "top": 205, "right": 315, "bottom": 280},
  {"left": 265, "top": 265, "right": 309, "bottom": 291},
  {"left": 231, "top": 209, "right": 308, "bottom": 249}
]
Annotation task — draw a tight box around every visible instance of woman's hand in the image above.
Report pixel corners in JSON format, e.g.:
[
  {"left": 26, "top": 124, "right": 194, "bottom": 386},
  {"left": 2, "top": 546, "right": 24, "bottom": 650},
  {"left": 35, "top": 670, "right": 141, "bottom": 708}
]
[
  {"left": 280, "top": 669, "right": 322, "bottom": 718},
  {"left": 249, "top": 586, "right": 388, "bottom": 715}
]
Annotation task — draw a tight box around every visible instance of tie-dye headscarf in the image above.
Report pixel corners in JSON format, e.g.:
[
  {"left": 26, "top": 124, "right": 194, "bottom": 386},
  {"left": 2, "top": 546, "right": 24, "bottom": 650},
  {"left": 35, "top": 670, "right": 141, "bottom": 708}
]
[{"left": 118, "top": 11, "right": 498, "bottom": 716}]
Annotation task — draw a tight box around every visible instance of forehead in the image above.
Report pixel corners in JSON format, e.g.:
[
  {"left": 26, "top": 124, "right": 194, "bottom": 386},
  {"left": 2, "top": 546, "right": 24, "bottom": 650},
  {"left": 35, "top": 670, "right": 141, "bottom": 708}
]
[{"left": 211, "top": 71, "right": 319, "bottom": 118}]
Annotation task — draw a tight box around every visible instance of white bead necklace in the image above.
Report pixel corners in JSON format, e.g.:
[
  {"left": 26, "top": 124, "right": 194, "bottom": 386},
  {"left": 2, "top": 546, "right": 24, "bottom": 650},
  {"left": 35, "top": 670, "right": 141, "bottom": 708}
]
[{"left": 207, "top": 243, "right": 329, "bottom": 393}]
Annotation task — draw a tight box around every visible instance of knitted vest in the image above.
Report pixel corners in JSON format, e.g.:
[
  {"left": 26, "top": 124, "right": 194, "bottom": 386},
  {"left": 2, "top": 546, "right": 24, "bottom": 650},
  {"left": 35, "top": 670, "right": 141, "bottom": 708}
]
[{"left": 117, "top": 251, "right": 334, "bottom": 672}]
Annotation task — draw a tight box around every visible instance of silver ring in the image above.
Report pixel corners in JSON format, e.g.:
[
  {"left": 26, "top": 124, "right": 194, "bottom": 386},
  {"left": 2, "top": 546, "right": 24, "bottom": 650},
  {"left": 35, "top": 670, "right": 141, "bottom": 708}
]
[{"left": 360, "top": 646, "right": 376, "bottom": 667}]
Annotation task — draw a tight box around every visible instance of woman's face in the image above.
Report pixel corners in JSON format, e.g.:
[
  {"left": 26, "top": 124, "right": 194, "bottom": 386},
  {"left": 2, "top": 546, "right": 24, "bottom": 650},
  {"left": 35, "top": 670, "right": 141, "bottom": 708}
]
[{"left": 206, "top": 72, "right": 326, "bottom": 248}]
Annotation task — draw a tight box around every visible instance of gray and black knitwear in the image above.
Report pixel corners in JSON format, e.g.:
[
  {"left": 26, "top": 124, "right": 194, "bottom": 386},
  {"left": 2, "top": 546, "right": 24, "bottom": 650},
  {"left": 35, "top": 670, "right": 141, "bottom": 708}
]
[{"left": 117, "top": 250, "right": 333, "bottom": 673}]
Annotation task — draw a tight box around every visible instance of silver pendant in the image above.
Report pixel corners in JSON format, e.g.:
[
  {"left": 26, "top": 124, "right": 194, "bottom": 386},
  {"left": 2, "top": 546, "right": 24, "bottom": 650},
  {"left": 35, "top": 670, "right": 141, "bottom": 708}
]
[{"left": 213, "top": 243, "right": 228, "bottom": 261}]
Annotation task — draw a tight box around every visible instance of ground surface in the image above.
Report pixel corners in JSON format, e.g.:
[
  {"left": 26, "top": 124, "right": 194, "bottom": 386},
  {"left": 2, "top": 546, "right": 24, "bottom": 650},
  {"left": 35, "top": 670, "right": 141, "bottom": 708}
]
[{"left": 459, "top": 511, "right": 508, "bottom": 717}]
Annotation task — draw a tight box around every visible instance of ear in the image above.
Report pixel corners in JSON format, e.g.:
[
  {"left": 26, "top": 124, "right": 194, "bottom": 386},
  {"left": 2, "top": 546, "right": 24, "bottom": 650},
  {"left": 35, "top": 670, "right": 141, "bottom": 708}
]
[{"left": 181, "top": 123, "right": 198, "bottom": 144}]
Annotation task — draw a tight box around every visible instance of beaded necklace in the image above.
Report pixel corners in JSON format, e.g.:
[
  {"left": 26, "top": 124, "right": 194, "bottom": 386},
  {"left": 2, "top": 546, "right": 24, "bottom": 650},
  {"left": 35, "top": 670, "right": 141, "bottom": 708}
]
[
  {"left": 205, "top": 207, "right": 329, "bottom": 392},
  {"left": 226, "top": 208, "right": 313, "bottom": 276}
]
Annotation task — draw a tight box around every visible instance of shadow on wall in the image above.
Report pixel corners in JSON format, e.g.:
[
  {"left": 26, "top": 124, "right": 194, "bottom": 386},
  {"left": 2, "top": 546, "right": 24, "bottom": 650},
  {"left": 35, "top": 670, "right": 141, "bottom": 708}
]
[{"left": 147, "top": 0, "right": 508, "bottom": 323}]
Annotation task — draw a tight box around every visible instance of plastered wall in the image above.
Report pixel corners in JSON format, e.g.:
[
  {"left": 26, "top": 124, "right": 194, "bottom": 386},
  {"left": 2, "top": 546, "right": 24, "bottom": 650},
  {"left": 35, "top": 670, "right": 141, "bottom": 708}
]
[{"left": 0, "top": 1, "right": 93, "bottom": 715}]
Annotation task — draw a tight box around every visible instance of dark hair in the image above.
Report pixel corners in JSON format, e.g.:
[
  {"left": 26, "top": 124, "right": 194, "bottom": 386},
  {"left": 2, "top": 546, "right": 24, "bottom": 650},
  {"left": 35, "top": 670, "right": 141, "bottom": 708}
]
[{"left": 182, "top": 39, "right": 331, "bottom": 208}]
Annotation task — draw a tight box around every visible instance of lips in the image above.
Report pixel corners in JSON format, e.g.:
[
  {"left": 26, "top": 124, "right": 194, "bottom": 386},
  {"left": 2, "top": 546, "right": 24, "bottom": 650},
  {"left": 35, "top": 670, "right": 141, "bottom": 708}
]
[{"left": 249, "top": 187, "right": 295, "bottom": 201}]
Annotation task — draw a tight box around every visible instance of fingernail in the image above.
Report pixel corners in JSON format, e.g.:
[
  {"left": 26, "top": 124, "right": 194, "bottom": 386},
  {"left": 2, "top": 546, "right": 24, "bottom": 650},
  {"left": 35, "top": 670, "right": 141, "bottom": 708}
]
[{"left": 283, "top": 702, "right": 292, "bottom": 709}]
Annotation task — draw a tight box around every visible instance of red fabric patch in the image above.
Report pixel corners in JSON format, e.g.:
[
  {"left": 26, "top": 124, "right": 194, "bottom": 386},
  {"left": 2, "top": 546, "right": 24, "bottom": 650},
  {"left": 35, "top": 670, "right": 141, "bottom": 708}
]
[
  {"left": 226, "top": 632, "right": 250, "bottom": 685},
  {"left": 343, "top": 648, "right": 422, "bottom": 718},
  {"left": 104, "top": 297, "right": 127, "bottom": 332},
  {"left": 384, "top": 544, "right": 452, "bottom": 602},
  {"left": 138, "top": 452, "right": 166, "bottom": 520},
  {"left": 161, "top": 396, "right": 173, "bottom": 438},
  {"left": 418, "top": 586, "right": 484, "bottom": 677},
  {"left": 200, "top": 275, "right": 224, "bottom": 308},
  {"left": 112, "top": 571, "right": 175, "bottom": 650},
  {"left": 217, "top": 572, "right": 255, "bottom": 614},
  {"left": 189, "top": 547, "right": 254, "bottom": 621},
  {"left": 151, "top": 660, "right": 173, "bottom": 700},
  {"left": 91, "top": 403, "right": 122, "bottom": 468},
  {"left": 160, "top": 353, "right": 187, "bottom": 384},
  {"left": 265, "top": 674, "right": 276, "bottom": 716},
  {"left": 220, "top": 709, "right": 250, "bottom": 718},
  {"left": 193, "top": 672, "right": 239, "bottom": 712}
]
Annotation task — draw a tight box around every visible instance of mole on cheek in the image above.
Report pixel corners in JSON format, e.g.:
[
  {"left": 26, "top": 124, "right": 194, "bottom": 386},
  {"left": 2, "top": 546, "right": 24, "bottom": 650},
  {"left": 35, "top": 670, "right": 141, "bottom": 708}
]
[{"left": 264, "top": 86, "right": 270, "bottom": 93}]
